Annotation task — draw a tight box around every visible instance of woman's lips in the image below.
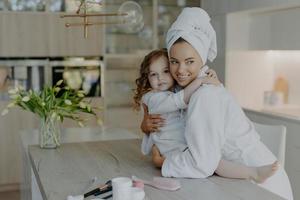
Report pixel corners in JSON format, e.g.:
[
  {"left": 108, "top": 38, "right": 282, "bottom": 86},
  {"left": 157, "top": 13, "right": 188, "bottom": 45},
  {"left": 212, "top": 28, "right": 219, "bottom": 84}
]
[{"left": 177, "top": 75, "right": 190, "bottom": 82}]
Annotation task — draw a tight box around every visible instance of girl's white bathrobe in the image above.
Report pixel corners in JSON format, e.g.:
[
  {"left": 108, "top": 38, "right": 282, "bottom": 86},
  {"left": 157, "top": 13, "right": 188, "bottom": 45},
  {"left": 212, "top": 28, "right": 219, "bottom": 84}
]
[
  {"left": 141, "top": 90, "right": 187, "bottom": 156},
  {"left": 161, "top": 84, "right": 293, "bottom": 200}
]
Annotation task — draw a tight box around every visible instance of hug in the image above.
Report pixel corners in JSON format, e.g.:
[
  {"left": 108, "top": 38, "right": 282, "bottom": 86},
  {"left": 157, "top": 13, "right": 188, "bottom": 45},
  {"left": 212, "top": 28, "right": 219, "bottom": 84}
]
[{"left": 134, "top": 7, "right": 293, "bottom": 200}]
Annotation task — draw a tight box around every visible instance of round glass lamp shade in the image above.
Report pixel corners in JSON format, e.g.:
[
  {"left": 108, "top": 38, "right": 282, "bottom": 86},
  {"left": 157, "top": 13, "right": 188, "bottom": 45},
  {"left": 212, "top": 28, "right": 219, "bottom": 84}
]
[{"left": 118, "top": 1, "right": 144, "bottom": 33}]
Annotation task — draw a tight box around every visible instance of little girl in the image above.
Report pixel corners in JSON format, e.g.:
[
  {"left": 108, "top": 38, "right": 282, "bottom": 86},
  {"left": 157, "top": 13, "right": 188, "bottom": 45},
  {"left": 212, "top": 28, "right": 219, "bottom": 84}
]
[{"left": 134, "top": 48, "right": 278, "bottom": 183}]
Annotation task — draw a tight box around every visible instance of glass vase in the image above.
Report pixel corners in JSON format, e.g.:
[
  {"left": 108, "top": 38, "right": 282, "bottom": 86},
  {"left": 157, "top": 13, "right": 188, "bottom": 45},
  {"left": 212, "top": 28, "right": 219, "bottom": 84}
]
[{"left": 39, "top": 116, "right": 61, "bottom": 149}]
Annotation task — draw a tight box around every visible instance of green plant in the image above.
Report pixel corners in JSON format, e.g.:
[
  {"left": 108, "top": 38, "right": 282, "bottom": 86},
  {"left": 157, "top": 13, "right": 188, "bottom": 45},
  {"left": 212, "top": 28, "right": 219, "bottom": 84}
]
[{"left": 2, "top": 80, "right": 102, "bottom": 127}]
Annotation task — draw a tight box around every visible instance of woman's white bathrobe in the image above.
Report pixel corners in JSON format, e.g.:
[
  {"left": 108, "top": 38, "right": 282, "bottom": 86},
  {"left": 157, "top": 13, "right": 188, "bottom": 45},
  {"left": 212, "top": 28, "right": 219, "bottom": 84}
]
[{"left": 161, "top": 84, "right": 293, "bottom": 200}]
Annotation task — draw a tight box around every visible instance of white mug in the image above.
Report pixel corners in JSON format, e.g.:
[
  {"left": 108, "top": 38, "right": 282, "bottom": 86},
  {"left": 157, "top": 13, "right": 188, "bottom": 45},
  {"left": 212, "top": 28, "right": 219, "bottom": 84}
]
[
  {"left": 112, "top": 177, "right": 132, "bottom": 200},
  {"left": 130, "top": 187, "right": 145, "bottom": 200}
]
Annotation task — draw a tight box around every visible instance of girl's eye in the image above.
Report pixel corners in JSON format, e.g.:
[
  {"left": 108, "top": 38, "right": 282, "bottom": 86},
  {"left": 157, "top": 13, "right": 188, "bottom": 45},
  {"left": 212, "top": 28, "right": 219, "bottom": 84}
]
[
  {"left": 150, "top": 73, "right": 157, "bottom": 77},
  {"left": 170, "top": 60, "right": 178, "bottom": 64}
]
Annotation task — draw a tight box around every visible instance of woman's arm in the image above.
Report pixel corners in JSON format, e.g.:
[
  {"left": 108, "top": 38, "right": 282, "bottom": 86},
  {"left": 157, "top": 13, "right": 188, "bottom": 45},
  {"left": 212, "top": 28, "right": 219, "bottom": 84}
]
[
  {"left": 141, "top": 104, "right": 165, "bottom": 134},
  {"left": 161, "top": 86, "right": 225, "bottom": 178}
]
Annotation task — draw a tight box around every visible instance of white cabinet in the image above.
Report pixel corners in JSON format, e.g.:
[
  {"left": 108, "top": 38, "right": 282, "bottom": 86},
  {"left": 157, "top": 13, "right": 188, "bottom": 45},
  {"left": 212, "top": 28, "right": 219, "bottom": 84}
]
[
  {"left": 208, "top": 15, "right": 226, "bottom": 84},
  {"left": 104, "top": 0, "right": 201, "bottom": 107},
  {"left": 202, "top": 0, "right": 300, "bottom": 15},
  {"left": 0, "top": 101, "right": 38, "bottom": 190},
  {"left": 0, "top": 12, "right": 105, "bottom": 57},
  {"left": 245, "top": 109, "right": 300, "bottom": 200}
]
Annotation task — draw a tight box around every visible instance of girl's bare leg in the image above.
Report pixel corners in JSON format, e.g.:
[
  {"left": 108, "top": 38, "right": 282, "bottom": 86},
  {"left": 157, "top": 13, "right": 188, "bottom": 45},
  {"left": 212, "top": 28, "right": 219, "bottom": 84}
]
[{"left": 215, "top": 159, "right": 279, "bottom": 183}]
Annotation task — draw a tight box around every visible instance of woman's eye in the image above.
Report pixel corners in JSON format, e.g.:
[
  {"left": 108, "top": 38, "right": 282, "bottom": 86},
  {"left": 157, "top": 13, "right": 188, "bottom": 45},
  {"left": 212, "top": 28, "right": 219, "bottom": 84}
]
[
  {"left": 150, "top": 73, "right": 157, "bottom": 77},
  {"left": 170, "top": 60, "right": 178, "bottom": 64},
  {"left": 186, "top": 60, "right": 194, "bottom": 64},
  {"left": 164, "top": 69, "right": 170, "bottom": 73}
]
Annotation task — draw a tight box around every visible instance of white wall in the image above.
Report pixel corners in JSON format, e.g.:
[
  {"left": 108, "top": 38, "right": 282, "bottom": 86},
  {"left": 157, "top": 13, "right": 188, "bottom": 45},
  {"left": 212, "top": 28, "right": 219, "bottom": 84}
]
[{"left": 226, "top": 51, "right": 274, "bottom": 109}]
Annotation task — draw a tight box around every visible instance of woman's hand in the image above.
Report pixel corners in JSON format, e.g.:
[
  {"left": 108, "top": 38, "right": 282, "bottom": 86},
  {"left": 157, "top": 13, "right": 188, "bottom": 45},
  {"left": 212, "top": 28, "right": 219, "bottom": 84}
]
[
  {"left": 141, "top": 104, "right": 165, "bottom": 134},
  {"left": 202, "top": 69, "right": 221, "bottom": 86},
  {"left": 151, "top": 145, "right": 165, "bottom": 168}
]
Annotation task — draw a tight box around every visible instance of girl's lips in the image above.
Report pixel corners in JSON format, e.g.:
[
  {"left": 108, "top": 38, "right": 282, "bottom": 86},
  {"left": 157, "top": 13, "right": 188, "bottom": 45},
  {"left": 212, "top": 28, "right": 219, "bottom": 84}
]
[{"left": 158, "top": 82, "right": 167, "bottom": 86}]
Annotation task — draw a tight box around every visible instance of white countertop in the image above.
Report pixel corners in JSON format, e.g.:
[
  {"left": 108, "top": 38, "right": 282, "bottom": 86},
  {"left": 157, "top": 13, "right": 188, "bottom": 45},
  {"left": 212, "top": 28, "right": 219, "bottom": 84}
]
[
  {"left": 28, "top": 138, "right": 285, "bottom": 200},
  {"left": 243, "top": 105, "right": 300, "bottom": 122}
]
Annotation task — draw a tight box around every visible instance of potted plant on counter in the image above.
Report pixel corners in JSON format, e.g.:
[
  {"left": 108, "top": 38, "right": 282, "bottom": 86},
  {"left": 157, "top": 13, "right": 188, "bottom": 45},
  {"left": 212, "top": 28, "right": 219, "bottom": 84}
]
[{"left": 1, "top": 80, "right": 102, "bottom": 149}]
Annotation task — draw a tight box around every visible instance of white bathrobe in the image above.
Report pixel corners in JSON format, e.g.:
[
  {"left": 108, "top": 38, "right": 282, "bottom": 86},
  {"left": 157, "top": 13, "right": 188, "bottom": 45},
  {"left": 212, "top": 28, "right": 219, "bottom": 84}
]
[
  {"left": 161, "top": 85, "right": 293, "bottom": 200},
  {"left": 141, "top": 90, "right": 187, "bottom": 156}
]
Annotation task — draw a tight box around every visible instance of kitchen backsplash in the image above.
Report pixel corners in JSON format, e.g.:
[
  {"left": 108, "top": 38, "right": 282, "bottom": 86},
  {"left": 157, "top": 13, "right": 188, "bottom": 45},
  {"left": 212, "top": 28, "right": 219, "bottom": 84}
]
[{"left": 226, "top": 50, "right": 300, "bottom": 109}]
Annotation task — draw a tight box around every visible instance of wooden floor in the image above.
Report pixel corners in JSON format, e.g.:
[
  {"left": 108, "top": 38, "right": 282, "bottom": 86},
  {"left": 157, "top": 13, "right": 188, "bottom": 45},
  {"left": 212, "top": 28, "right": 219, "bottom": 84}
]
[{"left": 0, "top": 190, "right": 20, "bottom": 200}]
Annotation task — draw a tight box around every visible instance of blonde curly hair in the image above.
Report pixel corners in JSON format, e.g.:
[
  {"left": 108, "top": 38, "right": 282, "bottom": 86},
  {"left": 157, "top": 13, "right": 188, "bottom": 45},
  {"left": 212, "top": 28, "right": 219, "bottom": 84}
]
[{"left": 133, "top": 48, "right": 168, "bottom": 110}]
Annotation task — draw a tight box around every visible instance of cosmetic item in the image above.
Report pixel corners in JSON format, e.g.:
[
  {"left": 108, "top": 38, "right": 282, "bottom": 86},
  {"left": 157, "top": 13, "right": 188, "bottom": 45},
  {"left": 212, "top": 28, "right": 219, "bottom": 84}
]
[
  {"left": 84, "top": 180, "right": 112, "bottom": 198},
  {"left": 93, "top": 192, "right": 112, "bottom": 199},
  {"left": 112, "top": 177, "right": 133, "bottom": 200},
  {"left": 133, "top": 179, "right": 144, "bottom": 189},
  {"left": 132, "top": 176, "right": 181, "bottom": 191},
  {"left": 274, "top": 76, "right": 288, "bottom": 103},
  {"left": 263, "top": 91, "right": 284, "bottom": 106},
  {"left": 130, "top": 187, "right": 145, "bottom": 200},
  {"left": 67, "top": 195, "right": 84, "bottom": 200}
]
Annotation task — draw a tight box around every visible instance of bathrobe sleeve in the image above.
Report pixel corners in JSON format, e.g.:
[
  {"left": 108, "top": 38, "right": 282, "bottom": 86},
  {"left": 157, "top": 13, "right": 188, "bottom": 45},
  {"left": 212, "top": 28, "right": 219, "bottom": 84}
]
[
  {"left": 143, "top": 91, "right": 187, "bottom": 114},
  {"left": 141, "top": 134, "right": 154, "bottom": 155},
  {"left": 140, "top": 91, "right": 186, "bottom": 155},
  {"left": 161, "top": 85, "right": 226, "bottom": 178}
]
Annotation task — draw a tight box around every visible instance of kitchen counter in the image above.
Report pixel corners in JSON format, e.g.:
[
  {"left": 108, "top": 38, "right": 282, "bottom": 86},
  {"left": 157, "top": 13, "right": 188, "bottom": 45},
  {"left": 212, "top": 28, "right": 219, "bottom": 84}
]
[
  {"left": 244, "top": 106, "right": 300, "bottom": 122},
  {"left": 28, "top": 139, "right": 284, "bottom": 200}
]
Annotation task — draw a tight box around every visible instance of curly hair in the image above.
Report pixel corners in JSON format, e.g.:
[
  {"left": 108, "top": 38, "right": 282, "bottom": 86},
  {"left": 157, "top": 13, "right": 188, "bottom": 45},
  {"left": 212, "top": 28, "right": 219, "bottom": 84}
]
[{"left": 133, "top": 48, "right": 168, "bottom": 110}]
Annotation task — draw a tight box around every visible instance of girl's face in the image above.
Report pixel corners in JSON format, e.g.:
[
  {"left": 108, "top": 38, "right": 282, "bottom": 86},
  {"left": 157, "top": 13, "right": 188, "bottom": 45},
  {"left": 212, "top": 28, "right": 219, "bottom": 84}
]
[
  {"left": 169, "top": 41, "right": 204, "bottom": 87},
  {"left": 148, "top": 56, "right": 174, "bottom": 91}
]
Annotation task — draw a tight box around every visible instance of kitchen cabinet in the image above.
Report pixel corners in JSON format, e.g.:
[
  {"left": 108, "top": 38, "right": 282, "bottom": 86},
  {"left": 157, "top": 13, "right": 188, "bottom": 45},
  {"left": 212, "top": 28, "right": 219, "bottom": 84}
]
[
  {"left": 104, "top": 0, "right": 201, "bottom": 107},
  {"left": 0, "top": 11, "right": 105, "bottom": 57},
  {"left": 105, "top": 0, "right": 200, "bottom": 54},
  {"left": 0, "top": 0, "right": 202, "bottom": 191},
  {"left": 202, "top": 0, "right": 300, "bottom": 83},
  {"left": 202, "top": 0, "right": 300, "bottom": 15},
  {"left": 0, "top": 101, "right": 38, "bottom": 191},
  {"left": 208, "top": 15, "right": 226, "bottom": 84},
  {"left": 245, "top": 109, "right": 300, "bottom": 200}
]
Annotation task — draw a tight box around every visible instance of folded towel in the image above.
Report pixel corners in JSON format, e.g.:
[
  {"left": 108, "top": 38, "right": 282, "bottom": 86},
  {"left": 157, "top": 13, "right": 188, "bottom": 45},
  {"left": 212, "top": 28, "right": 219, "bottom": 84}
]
[{"left": 166, "top": 7, "right": 217, "bottom": 64}]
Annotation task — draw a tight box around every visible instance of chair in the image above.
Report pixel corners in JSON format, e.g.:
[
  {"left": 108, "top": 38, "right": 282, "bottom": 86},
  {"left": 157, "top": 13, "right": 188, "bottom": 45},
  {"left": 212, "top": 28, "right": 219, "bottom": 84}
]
[{"left": 253, "top": 122, "right": 286, "bottom": 168}]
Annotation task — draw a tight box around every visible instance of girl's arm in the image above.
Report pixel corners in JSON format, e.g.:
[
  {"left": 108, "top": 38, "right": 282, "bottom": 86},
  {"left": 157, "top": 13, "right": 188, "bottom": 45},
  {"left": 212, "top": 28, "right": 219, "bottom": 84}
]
[
  {"left": 183, "top": 70, "right": 221, "bottom": 104},
  {"left": 145, "top": 91, "right": 187, "bottom": 114}
]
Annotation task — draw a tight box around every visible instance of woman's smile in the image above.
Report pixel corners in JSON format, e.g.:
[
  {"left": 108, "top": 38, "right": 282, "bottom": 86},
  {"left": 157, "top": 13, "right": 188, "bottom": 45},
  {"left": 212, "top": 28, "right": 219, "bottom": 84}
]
[{"left": 169, "top": 41, "right": 204, "bottom": 87}]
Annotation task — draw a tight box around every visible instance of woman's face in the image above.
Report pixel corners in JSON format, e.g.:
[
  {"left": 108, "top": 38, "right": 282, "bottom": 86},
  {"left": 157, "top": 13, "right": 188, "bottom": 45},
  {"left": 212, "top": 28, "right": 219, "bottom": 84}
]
[{"left": 169, "top": 41, "right": 204, "bottom": 87}]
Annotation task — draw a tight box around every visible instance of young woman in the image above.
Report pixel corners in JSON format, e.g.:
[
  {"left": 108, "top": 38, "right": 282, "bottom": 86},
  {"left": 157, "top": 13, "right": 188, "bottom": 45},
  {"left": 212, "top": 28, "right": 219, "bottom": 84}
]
[{"left": 141, "top": 7, "right": 293, "bottom": 200}]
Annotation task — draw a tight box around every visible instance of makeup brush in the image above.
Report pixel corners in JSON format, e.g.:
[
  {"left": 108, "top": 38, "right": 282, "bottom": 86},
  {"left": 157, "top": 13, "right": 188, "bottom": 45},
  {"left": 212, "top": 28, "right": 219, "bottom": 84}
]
[{"left": 84, "top": 180, "right": 112, "bottom": 198}]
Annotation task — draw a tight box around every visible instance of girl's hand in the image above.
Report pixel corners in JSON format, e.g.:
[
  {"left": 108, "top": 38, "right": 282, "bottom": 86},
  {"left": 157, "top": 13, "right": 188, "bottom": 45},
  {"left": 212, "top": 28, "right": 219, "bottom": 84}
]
[
  {"left": 151, "top": 145, "right": 165, "bottom": 168},
  {"left": 141, "top": 104, "right": 165, "bottom": 134},
  {"left": 202, "top": 69, "right": 221, "bottom": 86}
]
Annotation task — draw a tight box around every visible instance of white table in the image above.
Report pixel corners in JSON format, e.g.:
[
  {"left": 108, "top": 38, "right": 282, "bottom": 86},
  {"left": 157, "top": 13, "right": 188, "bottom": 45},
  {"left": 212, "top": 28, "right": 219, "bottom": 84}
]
[
  {"left": 27, "top": 138, "right": 285, "bottom": 200},
  {"left": 20, "top": 127, "right": 140, "bottom": 200}
]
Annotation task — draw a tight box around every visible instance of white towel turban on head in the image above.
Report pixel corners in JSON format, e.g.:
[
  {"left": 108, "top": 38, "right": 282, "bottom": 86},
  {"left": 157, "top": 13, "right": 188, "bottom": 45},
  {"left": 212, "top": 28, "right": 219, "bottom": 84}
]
[{"left": 166, "top": 7, "right": 217, "bottom": 64}]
